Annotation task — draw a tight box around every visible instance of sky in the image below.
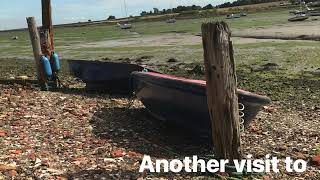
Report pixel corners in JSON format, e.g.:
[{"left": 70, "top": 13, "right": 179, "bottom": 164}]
[{"left": 0, "top": 0, "right": 232, "bottom": 30}]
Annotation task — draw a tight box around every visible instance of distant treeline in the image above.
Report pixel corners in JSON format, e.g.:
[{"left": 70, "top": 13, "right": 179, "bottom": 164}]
[
  {"left": 217, "top": 0, "right": 280, "bottom": 8},
  {"left": 140, "top": 4, "right": 215, "bottom": 16},
  {"left": 140, "top": 0, "right": 282, "bottom": 16},
  {"left": 139, "top": 0, "right": 320, "bottom": 16}
]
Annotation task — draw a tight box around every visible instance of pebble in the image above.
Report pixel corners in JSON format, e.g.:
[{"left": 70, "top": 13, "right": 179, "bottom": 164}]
[{"left": 310, "top": 155, "right": 320, "bottom": 166}]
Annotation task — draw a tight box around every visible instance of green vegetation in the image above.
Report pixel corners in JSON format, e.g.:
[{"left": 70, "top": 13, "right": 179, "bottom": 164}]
[
  {"left": 0, "top": 9, "right": 291, "bottom": 61},
  {"left": 134, "top": 9, "right": 288, "bottom": 34},
  {"left": 314, "top": 145, "right": 320, "bottom": 154},
  {"left": 1, "top": 4, "right": 320, "bottom": 180},
  {"left": 218, "top": 0, "right": 280, "bottom": 8},
  {"left": 0, "top": 8, "right": 319, "bottom": 106}
]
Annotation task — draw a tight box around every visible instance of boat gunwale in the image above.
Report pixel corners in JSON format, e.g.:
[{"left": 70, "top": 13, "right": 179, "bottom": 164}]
[{"left": 132, "top": 71, "right": 271, "bottom": 105}]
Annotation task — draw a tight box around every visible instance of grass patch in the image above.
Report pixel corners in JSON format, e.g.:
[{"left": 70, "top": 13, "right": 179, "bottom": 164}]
[
  {"left": 0, "top": 9, "right": 319, "bottom": 107},
  {"left": 235, "top": 41, "right": 320, "bottom": 76},
  {"left": 314, "top": 145, "right": 320, "bottom": 155},
  {"left": 0, "top": 8, "right": 293, "bottom": 58},
  {"left": 75, "top": 46, "right": 172, "bottom": 52},
  {"left": 235, "top": 41, "right": 320, "bottom": 49}
]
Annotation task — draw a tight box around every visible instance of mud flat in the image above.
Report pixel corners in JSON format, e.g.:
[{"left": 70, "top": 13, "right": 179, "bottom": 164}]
[{"left": 233, "top": 19, "right": 320, "bottom": 41}]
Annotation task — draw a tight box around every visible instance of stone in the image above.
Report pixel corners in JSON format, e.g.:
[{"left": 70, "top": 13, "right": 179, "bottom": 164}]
[
  {"left": 111, "top": 149, "right": 125, "bottom": 158},
  {"left": 310, "top": 155, "right": 320, "bottom": 166},
  {"left": 167, "top": 58, "right": 178, "bottom": 63},
  {"left": 0, "top": 130, "right": 6, "bottom": 137},
  {"left": 0, "top": 163, "right": 16, "bottom": 172}
]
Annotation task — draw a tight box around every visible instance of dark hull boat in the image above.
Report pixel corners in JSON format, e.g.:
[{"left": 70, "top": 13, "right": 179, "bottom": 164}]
[
  {"left": 131, "top": 72, "right": 271, "bottom": 135},
  {"left": 288, "top": 14, "right": 309, "bottom": 21},
  {"left": 68, "top": 60, "right": 145, "bottom": 93}
]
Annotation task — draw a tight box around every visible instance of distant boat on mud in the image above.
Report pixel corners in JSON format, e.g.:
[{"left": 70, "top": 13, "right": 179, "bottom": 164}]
[
  {"left": 226, "top": 14, "right": 241, "bottom": 19},
  {"left": 166, "top": 18, "right": 177, "bottom": 23},
  {"left": 118, "top": 0, "right": 132, "bottom": 29},
  {"left": 117, "top": 23, "right": 132, "bottom": 29},
  {"left": 288, "top": 0, "right": 312, "bottom": 21},
  {"left": 288, "top": 14, "right": 309, "bottom": 21}
]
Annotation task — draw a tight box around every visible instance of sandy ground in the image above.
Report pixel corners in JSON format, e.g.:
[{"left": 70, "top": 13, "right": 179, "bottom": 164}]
[
  {"left": 73, "top": 19, "right": 320, "bottom": 49},
  {"left": 75, "top": 34, "right": 310, "bottom": 49},
  {"left": 234, "top": 19, "right": 320, "bottom": 37},
  {"left": 76, "top": 34, "right": 201, "bottom": 48}
]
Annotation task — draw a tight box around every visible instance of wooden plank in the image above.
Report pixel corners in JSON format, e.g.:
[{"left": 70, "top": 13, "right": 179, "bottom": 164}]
[
  {"left": 26, "top": 17, "right": 47, "bottom": 89},
  {"left": 201, "top": 22, "right": 241, "bottom": 160}
]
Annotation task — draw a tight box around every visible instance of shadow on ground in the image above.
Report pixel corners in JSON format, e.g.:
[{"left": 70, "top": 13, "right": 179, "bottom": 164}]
[
  {"left": 90, "top": 106, "right": 212, "bottom": 159},
  {"left": 0, "top": 79, "right": 38, "bottom": 86},
  {"left": 64, "top": 168, "right": 207, "bottom": 179},
  {"left": 65, "top": 169, "right": 140, "bottom": 180}
]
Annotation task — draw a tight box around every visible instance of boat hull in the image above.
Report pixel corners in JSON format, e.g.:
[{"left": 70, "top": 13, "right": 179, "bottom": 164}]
[
  {"left": 68, "top": 60, "right": 145, "bottom": 93},
  {"left": 288, "top": 16, "right": 309, "bottom": 21},
  {"left": 131, "top": 72, "right": 271, "bottom": 135}
]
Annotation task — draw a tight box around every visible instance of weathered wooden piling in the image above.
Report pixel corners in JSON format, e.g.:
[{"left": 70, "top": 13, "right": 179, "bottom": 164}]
[
  {"left": 201, "top": 22, "right": 241, "bottom": 160},
  {"left": 41, "top": 0, "right": 54, "bottom": 57},
  {"left": 41, "top": 0, "right": 59, "bottom": 87},
  {"left": 26, "top": 17, "right": 47, "bottom": 89}
]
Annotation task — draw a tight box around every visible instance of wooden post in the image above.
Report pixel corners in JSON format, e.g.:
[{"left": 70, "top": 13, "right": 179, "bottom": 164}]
[
  {"left": 26, "top": 17, "right": 48, "bottom": 90},
  {"left": 201, "top": 22, "right": 241, "bottom": 160},
  {"left": 40, "top": 29, "right": 52, "bottom": 57},
  {"left": 41, "top": 0, "right": 59, "bottom": 88},
  {"left": 41, "top": 0, "right": 54, "bottom": 54}
]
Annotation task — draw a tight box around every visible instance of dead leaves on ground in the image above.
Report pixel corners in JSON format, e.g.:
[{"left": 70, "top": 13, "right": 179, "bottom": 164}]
[
  {"left": 0, "top": 84, "right": 142, "bottom": 179},
  {"left": 0, "top": 83, "right": 319, "bottom": 179}
]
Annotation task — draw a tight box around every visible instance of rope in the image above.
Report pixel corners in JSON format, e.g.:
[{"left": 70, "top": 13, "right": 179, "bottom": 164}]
[{"left": 56, "top": 75, "right": 62, "bottom": 88}]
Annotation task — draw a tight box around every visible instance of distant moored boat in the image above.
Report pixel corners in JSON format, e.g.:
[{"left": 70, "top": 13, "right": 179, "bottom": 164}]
[
  {"left": 288, "top": 14, "right": 309, "bottom": 21},
  {"left": 226, "top": 13, "right": 241, "bottom": 19},
  {"left": 117, "top": 23, "right": 132, "bottom": 29},
  {"left": 166, "top": 18, "right": 177, "bottom": 23}
]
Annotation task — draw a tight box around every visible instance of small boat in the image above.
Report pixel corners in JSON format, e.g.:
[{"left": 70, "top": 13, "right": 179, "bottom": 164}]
[
  {"left": 240, "top": 12, "right": 247, "bottom": 16},
  {"left": 117, "top": 23, "right": 132, "bottom": 29},
  {"left": 118, "top": 0, "right": 132, "bottom": 29},
  {"left": 166, "top": 18, "right": 177, "bottom": 23},
  {"left": 68, "top": 60, "right": 145, "bottom": 93},
  {"left": 131, "top": 71, "right": 271, "bottom": 135},
  {"left": 289, "top": 9, "right": 302, "bottom": 15},
  {"left": 226, "top": 14, "right": 241, "bottom": 19},
  {"left": 288, "top": 1, "right": 310, "bottom": 21},
  {"left": 288, "top": 14, "right": 309, "bottom": 21}
]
